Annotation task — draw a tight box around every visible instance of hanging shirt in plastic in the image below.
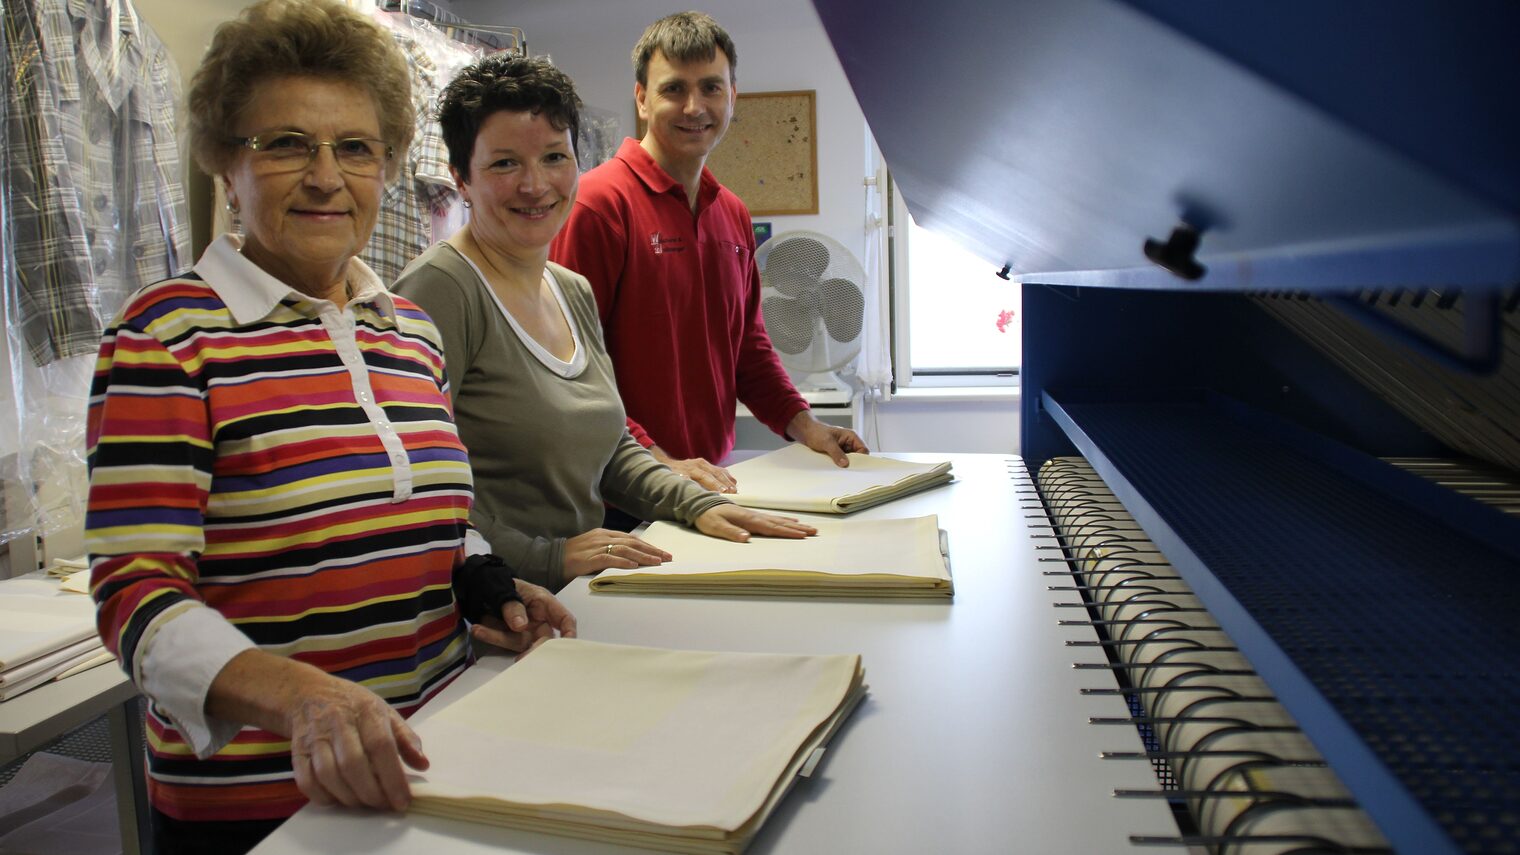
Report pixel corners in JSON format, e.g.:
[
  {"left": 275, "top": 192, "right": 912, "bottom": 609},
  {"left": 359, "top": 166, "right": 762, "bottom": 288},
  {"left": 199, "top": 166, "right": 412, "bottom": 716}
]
[
  {"left": 50, "top": 0, "right": 191, "bottom": 318},
  {"left": 4, "top": 0, "right": 191, "bottom": 366},
  {"left": 3, "top": 2, "right": 98, "bottom": 366},
  {"left": 362, "top": 15, "right": 459, "bottom": 284}
]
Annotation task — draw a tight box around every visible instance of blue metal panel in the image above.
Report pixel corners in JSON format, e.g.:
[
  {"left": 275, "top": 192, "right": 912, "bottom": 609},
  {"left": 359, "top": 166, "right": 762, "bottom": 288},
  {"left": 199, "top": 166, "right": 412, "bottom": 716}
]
[
  {"left": 1011, "top": 222, "right": 1520, "bottom": 295},
  {"left": 812, "top": 0, "right": 1520, "bottom": 293},
  {"left": 1119, "top": 0, "right": 1520, "bottom": 217},
  {"left": 1042, "top": 391, "right": 1520, "bottom": 854},
  {"left": 1019, "top": 285, "right": 1445, "bottom": 468},
  {"left": 813, "top": 1, "right": 1520, "bottom": 846}
]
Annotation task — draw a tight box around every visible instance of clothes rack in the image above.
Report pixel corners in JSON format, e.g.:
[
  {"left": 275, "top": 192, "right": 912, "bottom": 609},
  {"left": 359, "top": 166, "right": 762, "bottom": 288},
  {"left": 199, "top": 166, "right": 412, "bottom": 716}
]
[{"left": 377, "top": 0, "right": 525, "bottom": 54}]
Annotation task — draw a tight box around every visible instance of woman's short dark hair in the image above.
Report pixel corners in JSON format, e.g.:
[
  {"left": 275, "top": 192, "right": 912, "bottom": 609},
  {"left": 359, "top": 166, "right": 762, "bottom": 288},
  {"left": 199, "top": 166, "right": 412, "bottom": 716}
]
[
  {"left": 438, "top": 54, "right": 583, "bottom": 181},
  {"left": 188, "top": 0, "right": 413, "bottom": 181}
]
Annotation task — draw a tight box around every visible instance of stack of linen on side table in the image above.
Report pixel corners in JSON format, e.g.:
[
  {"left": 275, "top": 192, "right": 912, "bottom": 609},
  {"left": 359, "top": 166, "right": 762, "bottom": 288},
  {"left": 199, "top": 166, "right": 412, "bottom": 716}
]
[{"left": 0, "top": 562, "right": 111, "bottom": 702}]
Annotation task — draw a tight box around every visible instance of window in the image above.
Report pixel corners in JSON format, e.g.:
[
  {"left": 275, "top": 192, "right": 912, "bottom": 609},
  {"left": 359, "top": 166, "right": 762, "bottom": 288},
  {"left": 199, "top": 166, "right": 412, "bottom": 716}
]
[{"left": 889, "top": 180, "right": 1021, "bottom": 388}]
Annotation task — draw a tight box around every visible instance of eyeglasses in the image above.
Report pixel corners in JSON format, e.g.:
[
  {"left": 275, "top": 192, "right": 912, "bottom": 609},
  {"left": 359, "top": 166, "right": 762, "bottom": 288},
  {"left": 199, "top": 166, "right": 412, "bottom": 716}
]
[{"left": 233, "top": 132, "right": 394, "bottom": 177}]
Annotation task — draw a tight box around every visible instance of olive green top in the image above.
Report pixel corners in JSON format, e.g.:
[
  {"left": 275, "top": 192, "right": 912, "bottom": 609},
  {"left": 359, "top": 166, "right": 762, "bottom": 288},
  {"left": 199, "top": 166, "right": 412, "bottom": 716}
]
[{"left": 393, "top": 243, "right": 729, "bottom": 590}]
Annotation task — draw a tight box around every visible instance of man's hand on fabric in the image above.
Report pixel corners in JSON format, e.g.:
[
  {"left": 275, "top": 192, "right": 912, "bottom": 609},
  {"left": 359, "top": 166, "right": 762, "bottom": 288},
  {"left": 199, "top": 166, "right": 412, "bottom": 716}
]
[{"left": 786, "top": 411, "right": 869, "bottom": 467}]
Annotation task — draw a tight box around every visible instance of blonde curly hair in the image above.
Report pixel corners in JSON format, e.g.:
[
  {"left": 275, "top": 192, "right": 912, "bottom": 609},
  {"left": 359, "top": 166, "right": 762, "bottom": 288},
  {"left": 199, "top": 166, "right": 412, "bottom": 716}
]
[{"left": 188, "top": 0, "right": 413, "bottom": 181}]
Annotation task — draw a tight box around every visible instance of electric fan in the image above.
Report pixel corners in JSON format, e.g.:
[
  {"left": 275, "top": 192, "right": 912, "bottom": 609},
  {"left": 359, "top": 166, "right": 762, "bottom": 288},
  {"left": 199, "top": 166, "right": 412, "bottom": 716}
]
[{"left": 756, "top": 231, "right": 866, "bottom": 397}]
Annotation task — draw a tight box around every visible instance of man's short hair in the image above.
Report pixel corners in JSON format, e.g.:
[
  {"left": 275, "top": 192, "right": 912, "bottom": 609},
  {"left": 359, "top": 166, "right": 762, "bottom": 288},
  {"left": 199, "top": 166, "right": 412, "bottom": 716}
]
[{"left": 632, "top": 11, "right": 737, "bottom": 86}]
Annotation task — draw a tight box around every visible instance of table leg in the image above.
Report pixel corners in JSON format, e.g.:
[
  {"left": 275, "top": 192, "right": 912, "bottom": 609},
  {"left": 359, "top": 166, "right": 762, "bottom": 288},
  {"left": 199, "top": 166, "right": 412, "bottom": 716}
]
[{"left": 107, "top": 697, "right": 149, "bottom": 855}]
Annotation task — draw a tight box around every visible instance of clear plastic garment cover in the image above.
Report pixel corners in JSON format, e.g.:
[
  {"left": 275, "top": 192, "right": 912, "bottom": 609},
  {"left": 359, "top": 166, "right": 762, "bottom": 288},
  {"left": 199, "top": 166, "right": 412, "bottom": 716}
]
[{"left": 2, "top": 0, "right": 192, "bottom": 570}]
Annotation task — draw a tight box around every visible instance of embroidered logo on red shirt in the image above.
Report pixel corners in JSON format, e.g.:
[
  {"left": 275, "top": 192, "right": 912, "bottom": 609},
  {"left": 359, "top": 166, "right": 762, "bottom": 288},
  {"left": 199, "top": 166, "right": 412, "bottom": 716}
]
[{"left": 648, "top": 232, "right": 686, "bottom": 254}]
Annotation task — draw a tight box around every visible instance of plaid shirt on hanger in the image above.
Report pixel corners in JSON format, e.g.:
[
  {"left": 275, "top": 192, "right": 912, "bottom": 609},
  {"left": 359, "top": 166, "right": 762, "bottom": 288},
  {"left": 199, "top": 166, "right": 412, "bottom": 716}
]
[
  {"left": 361, "top": 27, "right": 457, "bottom": 285},
  {"left": 3, "top": 1, "right": 99, "bottom": 365},
  {"left": 2, "top": 0, "right": 190, "bottom": 366},
  {"left": 48, "top": 0, "right": 191, "bottom": 320}
]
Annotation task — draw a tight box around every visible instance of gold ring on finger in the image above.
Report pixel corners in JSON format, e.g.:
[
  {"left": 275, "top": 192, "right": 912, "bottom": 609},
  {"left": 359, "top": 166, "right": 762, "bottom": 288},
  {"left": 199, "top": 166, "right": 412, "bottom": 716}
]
[{"left": 605, "top": 544, "right": 615, "bottom": 556}]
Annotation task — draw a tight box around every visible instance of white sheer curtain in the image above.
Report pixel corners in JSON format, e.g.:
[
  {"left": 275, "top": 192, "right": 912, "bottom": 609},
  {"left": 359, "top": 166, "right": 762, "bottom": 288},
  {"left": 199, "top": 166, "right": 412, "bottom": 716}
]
[{"left": 843, "top": 136, "right": 894, "bottom": 448}]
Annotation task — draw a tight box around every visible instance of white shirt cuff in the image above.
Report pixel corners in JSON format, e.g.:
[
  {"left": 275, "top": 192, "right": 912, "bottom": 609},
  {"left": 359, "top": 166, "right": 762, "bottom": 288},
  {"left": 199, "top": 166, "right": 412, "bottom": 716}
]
[
  {"left": 465, "top": 528, "right": 492, "bottom": 557},
  {"left": 138, "top": 603, "right": 257, "bottom": 759}
]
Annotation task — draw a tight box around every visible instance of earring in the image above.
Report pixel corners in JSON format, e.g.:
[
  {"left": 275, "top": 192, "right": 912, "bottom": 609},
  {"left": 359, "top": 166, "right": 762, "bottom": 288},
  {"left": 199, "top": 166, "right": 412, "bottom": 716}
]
[{"left": 462, "top": 200, "right": 472, "bottom": 209}]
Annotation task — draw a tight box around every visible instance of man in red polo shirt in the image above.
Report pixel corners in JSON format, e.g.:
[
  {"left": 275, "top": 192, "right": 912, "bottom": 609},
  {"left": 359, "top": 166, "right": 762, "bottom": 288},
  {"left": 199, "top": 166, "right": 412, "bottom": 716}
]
[{"left": 550, "top": 11, "right": 866, "bottom": 497}]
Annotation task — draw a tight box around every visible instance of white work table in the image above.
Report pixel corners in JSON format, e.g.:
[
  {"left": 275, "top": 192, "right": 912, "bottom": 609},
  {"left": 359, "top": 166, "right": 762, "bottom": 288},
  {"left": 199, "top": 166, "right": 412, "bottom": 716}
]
[
  {"left": 0, "top": 593, "right": 146, "bottom": 855},
  {"left": 257, "top": 453, "right": 1179, "bottom": 853}
]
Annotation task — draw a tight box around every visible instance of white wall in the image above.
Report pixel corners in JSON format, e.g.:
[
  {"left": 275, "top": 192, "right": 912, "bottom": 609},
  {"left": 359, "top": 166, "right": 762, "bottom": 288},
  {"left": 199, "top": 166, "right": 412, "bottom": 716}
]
[
  {"left": 134, "top": 0, "right": 249, "bottom": 94},
  {"left": 865, "top": 394, "right": 1020, "bottom": 455},
  {"left": 451, "top": 0, "right": 871, "bottom": 263},
  {"left": 736, "top": 394, "right": 1020, "bottom": 455}
]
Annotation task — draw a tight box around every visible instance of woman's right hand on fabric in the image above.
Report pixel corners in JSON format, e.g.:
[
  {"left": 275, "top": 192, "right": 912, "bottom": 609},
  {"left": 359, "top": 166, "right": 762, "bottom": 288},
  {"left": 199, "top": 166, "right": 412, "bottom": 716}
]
[
  {"left": 207, "top": 650, "right": 427, "bottom": 813},
  {"left": 287, "top": 671, "right": 428, "bottom": 812},
  {"left": 563, "top": 528, "right": 671, "bottom": 580},
  {"left": 469, "top": 578, "right": 579, "bottom": 653}
]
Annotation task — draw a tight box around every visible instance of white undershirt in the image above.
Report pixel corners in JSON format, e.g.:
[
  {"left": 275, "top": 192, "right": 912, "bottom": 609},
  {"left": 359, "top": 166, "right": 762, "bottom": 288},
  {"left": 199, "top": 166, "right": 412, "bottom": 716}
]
[{"left": 454, "top": 251, "right": 587, "bottom": 379}]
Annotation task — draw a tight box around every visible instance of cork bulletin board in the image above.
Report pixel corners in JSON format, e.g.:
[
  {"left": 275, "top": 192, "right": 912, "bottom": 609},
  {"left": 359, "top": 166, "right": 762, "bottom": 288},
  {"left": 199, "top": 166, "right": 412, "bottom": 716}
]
[{"left": 638, "top": 90, "right": 818, "bottom": 215}]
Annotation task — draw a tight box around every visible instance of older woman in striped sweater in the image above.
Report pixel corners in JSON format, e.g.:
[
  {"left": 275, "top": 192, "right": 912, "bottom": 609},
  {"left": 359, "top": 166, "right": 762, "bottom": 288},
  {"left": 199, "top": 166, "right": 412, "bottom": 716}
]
[{"left": 83, "top": 2, "right": 573, "bottom": 852}]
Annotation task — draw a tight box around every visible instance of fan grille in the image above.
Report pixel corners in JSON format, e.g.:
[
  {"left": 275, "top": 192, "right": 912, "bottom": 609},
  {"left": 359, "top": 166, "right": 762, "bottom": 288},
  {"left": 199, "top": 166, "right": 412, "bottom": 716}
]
[
  {"left": 757, "top": 231, "right": 867, "bottom": 375},
  {"left": 820, "top": 277, "right": 864, "bottom": 342},
  {"left": 762, "top": 237, "right": 831, "bottom": 294},
  {"left": 763, "top": 295, "right": 815, "bottom": 355}
]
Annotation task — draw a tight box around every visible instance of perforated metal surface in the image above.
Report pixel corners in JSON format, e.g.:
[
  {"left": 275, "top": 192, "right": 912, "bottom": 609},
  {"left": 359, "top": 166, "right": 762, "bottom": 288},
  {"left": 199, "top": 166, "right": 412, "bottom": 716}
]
[
  {"left": 1047, "top": 397, "right": 1520, "bottom": 854},
  {"left": 0, "top": 713, "right": 113, "bottom": 788}
]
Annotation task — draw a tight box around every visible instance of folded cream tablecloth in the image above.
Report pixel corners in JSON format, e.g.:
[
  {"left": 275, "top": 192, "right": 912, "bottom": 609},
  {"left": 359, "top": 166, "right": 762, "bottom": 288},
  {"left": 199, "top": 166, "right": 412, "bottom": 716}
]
[
  {"left": 726, "top": 445, "right": 952, "bottom": 513},
  {"left": 591, "top": 514, "right": 952, "bottom": 598},
  {"left": 409, "top": 638, "right": 866, "bottom": 854}
]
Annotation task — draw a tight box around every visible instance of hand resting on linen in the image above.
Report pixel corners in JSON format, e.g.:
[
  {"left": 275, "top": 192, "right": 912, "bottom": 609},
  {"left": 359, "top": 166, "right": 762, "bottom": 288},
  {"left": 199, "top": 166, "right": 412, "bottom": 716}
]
[
  {"left": 694, "top": 504, "right": 817, "bottom": 542},
  {"left": 469, "top": 578, "right": 579, "bottom": 653}
]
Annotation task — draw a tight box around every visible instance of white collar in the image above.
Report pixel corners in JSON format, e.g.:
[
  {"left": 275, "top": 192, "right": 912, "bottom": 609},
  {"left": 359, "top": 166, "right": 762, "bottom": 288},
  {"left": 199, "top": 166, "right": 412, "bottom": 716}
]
[{"left": 193, "top": 234, "right": 395, "bottom": 325}]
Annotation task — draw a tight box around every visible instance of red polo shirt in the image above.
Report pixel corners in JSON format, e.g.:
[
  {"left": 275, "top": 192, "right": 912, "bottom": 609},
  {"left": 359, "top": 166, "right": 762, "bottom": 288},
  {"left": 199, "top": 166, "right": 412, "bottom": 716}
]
[{"left": 551, "top": 139, "right": 807, "bottom": 463}]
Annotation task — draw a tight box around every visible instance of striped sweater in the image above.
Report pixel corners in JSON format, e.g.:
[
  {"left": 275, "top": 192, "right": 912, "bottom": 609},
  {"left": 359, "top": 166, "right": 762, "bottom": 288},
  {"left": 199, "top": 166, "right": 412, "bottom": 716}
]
[{"left": 86, "top": 238, "right": 474, "bottom": 822}]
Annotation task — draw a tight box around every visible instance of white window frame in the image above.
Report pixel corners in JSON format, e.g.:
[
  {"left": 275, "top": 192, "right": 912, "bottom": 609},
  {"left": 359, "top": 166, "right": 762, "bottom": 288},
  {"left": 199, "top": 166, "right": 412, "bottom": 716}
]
[{"left": 886, "top": 175, "right": 1021, "bottom": 392}]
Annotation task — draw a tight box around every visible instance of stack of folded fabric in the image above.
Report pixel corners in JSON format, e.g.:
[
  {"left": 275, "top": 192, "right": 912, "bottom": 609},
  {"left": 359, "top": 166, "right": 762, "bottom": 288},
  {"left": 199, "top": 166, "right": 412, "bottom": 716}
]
[
  {"left": 45, "top": 557, "right": 93, "bottom": 594},
  {"left": 590, "top": 514, "right": 953, "bottom": 598},
  {"left": 0, "top": 571, "right": 111, "bottom": 702},
  {"left": 726, "top": 445, "right": 952, "bottom": 513},
  {"left": 408, "top": 638, "right": 867, "bottom": 854}
]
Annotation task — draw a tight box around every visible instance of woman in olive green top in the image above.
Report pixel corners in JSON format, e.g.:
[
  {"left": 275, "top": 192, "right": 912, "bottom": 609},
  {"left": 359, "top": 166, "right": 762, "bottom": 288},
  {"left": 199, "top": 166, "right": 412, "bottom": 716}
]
[{"left": 393, "top": 54, "right": 813, "bottom": 591}]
